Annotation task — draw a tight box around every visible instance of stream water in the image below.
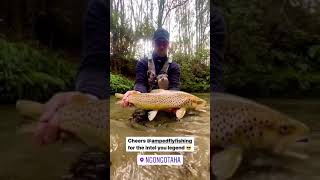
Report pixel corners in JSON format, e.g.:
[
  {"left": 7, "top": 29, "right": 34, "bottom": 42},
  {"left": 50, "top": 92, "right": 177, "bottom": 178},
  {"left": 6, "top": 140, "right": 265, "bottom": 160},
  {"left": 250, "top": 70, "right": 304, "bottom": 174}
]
[{"left": 0, "top": 94, "right": 319, "bottom": 180}]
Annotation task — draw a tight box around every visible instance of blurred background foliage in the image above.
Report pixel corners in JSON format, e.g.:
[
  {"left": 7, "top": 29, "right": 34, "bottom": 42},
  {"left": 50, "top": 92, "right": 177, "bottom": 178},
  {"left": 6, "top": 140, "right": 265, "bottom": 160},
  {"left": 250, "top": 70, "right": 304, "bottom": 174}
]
[
  {"left": 0, "top": 38, "right": 76, "bottom": 103},
  {"left": 0, "top": 0, "right": 319, "bottom": 104},
  {"left": 219, "top": 0, "right": 320, "bottom": 97},
  {"left": 0, "top": 0, "right": 210, "bottom": 104}
]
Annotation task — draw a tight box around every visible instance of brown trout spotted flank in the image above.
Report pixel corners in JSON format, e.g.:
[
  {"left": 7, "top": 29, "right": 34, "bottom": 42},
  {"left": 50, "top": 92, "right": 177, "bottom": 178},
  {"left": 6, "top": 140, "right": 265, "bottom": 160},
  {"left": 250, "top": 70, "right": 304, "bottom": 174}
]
[
  {"left": 16, "top": 94, "right": 108, "bottom": 150},
  {"left": 211, "top": 93, "right": 310, "bottom": 179},
  {"left": 115, "top": 89, "right": 207, "bottom": 121}
]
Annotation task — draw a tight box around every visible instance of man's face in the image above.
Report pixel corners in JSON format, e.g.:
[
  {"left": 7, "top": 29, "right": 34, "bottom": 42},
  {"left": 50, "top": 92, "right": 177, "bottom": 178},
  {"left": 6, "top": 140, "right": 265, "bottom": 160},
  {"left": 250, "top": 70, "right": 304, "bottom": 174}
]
[{"left": 154, "top": 39, "right": 169, "bottom": 57}]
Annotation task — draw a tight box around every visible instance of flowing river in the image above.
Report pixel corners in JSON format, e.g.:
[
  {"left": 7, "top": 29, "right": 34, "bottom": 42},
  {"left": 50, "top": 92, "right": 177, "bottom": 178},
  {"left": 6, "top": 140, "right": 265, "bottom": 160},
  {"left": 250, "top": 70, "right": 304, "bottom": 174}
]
[{"left": 0, "top": 94, "right": 319, "bottom": 180}]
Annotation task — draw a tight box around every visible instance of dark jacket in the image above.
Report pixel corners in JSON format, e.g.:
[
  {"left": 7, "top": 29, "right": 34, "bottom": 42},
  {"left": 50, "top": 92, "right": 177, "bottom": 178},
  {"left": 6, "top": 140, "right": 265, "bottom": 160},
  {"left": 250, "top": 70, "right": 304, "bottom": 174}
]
[
  {"left": 212, "top": 6, "right": 226, "bottom": 92},
  {"left": 134, "top": 53, "right": 181, "bottom": 93},
  {"left": 75, "top": 0, "right": 108, "bottom": 99}
]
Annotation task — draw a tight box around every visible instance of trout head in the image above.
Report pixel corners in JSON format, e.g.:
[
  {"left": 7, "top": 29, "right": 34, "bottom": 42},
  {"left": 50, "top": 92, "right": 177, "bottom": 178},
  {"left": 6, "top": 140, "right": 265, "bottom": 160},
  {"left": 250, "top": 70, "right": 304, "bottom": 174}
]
[{"left": 258, "top": 113, "right": 310, "bottom": 158}]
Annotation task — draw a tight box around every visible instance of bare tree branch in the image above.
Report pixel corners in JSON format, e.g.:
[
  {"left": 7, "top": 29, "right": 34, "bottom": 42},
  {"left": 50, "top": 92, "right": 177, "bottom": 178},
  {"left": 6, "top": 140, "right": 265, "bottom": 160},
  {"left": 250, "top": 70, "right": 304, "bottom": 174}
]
[{"left": 162, "top": 0, "right": 189, "bottom": 26}]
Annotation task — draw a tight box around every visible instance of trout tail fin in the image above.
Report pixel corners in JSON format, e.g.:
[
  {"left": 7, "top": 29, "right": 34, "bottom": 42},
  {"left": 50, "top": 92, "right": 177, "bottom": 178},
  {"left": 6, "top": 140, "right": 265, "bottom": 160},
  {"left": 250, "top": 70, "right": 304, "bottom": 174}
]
[
  {"left": 115, "top": 93, "right": 125, "bottom": 105},
  {"left": 16, "top": 100, "right": 44, "bottom": 120},
  {"left": 115, "top": 93, "right": 124, "bottom": 99}
]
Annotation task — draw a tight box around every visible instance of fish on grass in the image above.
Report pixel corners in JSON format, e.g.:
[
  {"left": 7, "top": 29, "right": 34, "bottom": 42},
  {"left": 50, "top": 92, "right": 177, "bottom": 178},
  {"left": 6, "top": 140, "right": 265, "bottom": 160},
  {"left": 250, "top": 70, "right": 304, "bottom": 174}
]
[
  {"left": 115, "top": 89, "right": 207, "bottom": 121},
  {"left": 16, "top": 94, "right": 108, "bottom": 150},
  {"left": 211, "top": 92, "right": 310, "bottom": 180}
]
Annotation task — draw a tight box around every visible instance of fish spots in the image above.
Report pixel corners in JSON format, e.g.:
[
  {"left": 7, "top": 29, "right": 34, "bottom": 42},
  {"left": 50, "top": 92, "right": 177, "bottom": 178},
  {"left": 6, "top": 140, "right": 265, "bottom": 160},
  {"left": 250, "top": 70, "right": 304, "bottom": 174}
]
[
  {"left": 243, "top": 129, "right": 247, "bottom": 134},
  {"left": 55, "top": 100, "right": 108, "bottom": 148},
  {"left": 212, "top": 102, "right": 267, "bottom": 148},
  {"left": 213, "top": 101, "right": 266, "bottom": 145},
  {"left": 258, "top": 120, "right": 264, "bottom": 125},
  {"left": 132, "top": 92, "right": 198, "bottom": 109},
  {"left": 250, "top": 131, "right": 256, "bottom": 138},
  {"left": 279, "top": 125, "right": 290, "bottom": 135}
]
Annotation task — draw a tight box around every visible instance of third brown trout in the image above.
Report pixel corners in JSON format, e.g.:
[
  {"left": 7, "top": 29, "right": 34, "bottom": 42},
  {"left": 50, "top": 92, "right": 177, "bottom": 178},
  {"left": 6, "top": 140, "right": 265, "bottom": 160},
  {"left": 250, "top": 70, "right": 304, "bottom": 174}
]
[{"left": 211, "top": 92, "right": 310, "bottom": 179}]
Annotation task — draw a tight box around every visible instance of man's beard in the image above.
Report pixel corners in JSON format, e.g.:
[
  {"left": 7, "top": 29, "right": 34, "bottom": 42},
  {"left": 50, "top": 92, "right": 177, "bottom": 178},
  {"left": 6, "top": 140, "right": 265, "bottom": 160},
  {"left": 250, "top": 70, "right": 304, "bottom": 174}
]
[{"left": 155, "top": 51, "right": 167, "bottom": 57}]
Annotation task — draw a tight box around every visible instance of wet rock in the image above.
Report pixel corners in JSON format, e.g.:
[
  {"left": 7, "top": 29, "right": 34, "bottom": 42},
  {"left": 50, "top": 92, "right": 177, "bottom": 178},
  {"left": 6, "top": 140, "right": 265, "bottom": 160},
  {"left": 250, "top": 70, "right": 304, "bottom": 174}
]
[
  {"left": 131, "top": 109, "right": 149, "bottom": 124},
  {"left": 62, "top": 148, "right": 108, "bottom": 180}
]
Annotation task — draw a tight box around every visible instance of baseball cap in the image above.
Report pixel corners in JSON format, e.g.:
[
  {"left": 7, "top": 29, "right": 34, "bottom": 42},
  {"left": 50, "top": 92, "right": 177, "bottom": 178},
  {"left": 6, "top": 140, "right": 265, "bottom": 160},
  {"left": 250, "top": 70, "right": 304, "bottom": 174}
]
[{"left": 153, "top": 28, "right": 170, "bottom": 42}]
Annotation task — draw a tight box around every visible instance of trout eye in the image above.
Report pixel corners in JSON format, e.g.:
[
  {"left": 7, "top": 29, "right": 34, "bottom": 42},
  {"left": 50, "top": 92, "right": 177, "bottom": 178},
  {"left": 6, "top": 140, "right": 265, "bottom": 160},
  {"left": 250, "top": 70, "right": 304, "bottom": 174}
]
[{"left": 279, "top": 125, "right": 291, "bottom": 135}]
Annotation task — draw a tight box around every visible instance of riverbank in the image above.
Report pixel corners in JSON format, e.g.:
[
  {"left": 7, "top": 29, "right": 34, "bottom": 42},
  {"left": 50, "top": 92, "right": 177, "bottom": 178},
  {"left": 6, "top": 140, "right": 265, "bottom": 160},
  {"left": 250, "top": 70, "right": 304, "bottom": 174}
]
[
  {"left": 0, "top": 38, "right": 76, "bottom": 104},
  {"left": 0, "top": 39, "right": 210, "bottom": 104},
  {"left": 2, "top": 38, "right": 320, "bottom": 105}
]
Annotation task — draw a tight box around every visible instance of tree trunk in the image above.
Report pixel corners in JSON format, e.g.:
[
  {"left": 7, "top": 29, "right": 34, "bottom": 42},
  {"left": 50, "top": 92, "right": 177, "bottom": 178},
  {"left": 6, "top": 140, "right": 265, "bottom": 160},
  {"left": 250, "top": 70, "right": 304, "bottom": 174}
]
[{"left": 157, "top": 0, "right": 165, "bottom": 28}]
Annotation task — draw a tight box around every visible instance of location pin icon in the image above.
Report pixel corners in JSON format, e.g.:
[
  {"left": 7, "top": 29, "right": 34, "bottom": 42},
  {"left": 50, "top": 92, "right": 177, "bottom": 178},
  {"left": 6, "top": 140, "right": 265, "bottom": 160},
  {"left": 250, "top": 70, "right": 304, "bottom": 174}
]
[{"left": 140, "top": 157, "right": 144, "bottom": 162}]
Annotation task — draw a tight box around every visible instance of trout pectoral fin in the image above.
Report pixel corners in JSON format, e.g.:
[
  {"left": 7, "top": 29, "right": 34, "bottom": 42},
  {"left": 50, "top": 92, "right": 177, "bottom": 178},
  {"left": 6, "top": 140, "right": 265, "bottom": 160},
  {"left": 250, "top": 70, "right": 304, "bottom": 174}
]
[
  {"left": 176, "top": 108, "right": 186, "bottom": 119},
  {"left": 212, "top": 146, "right": 243, "bottom": 180},
  {"left": 148, "top": 110, "right": 158, "bottom": 121},
  {"left": 282, "top": 150, "right": 309, "bottom": 160}
]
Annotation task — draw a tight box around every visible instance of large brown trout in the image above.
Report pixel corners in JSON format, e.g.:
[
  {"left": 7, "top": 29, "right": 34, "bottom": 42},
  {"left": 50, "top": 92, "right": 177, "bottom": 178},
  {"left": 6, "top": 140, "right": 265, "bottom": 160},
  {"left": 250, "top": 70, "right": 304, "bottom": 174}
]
[
  {"left": 115, "top": 89, "right": 207, "bottom": 121},
  {"left": 211, "top": 92, "right": 310, "bottom": 179},
  {"left": 16, "top": 94, "right": 108, "bottom": 150}
]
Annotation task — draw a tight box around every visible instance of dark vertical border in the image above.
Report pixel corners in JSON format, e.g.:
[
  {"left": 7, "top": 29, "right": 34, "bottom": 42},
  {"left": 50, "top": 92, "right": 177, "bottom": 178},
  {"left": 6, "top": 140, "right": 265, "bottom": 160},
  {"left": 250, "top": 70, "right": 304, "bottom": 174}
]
[
  {"left": 210, "top": 1, "right": 214, "bottom": 178},
  {"left": 106, "top": 0, "right": 111, "bottom": 178},
  {"left": 210, "top": 1, "right": 213, "bottom": 179},
  {"left": 211, "top": 0, "right": 227, "bottom": 179}
]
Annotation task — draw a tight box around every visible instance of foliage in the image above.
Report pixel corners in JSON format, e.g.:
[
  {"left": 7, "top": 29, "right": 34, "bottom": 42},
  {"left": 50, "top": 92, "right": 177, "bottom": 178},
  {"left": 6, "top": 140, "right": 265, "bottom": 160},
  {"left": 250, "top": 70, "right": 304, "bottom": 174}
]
[
  {"left": 173, "top": 49, "right": 210, "bottom": 92},
  {"left": 219, "top": 0, "right": 320, "bottom": 97},
  {"left": 110, "top": 73, "right": 134, "bottom": 94},
  {"left": 110, "top": 49, "right": 210, "bottom": 93},
  {"left": 0, "top": 38, "right": 76, "bottom": 103}
]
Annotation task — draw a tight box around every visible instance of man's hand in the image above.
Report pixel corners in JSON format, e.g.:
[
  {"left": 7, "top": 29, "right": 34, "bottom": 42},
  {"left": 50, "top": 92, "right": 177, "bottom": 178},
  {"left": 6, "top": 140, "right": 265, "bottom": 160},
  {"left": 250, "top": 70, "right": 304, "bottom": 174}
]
[
  {"left": 34, "top": 91, "right": 98, "bottom": 145},
  {"left": 120, "top": 90, "right": 140, "bottom": 107}
]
